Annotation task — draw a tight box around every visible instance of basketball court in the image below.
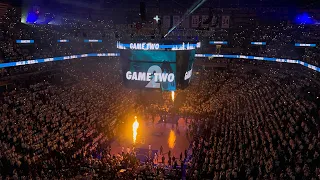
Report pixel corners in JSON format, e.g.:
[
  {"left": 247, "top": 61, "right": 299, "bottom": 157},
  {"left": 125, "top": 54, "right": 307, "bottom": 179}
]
[{"left": 110, "top": 116, "right": 190, "bottom": 165}]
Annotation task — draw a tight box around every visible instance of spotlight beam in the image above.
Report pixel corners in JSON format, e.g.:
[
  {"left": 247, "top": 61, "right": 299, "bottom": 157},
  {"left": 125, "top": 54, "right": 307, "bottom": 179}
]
[{"left": 164, "top": 0, "right": 207, "bottom": 38}]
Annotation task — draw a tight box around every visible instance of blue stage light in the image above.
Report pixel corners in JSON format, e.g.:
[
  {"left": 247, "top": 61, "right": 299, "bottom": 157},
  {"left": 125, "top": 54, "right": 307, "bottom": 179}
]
[
  {"left": 295, "top": 13, "right": 316, "bottom": 25},
  {"left": 26, "top": 12, "right": 39, "bottom": 23}
]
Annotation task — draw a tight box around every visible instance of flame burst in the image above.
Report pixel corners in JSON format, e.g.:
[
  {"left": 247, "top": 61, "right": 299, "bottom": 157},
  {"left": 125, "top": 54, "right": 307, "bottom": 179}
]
[
  {"left": 171, "top": 91, "right": 175, "bottom": 102},
  {"left": 168, "top": 130, "right": 176, "bottom": 149},
  {"left": 132, "top": 116, "right": 139, "bottom": 144}
]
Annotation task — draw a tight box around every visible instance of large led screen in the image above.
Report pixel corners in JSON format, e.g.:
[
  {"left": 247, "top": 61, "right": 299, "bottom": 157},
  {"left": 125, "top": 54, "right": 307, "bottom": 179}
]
[
  {"left": 176, "top": 50, "right": 195, "bottom": 89},
  {"left": 121, "top": 50, "right": 177, "bottom": 91}
]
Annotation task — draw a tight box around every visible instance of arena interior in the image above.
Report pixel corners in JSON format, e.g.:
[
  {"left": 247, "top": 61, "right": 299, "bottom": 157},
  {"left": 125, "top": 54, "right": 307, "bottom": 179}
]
[{"left": 0, "top": 0, "right": 320, "bottom": 179}]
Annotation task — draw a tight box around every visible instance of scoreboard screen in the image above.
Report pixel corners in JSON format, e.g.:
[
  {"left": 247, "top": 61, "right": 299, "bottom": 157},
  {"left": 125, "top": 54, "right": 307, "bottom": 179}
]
[
  {"left": 121, "top": 50, "right": 177, "bottom": 91},
  {"left": 119, "top": 43, "right": 196, "bottom": 91},
  {"left": 176, "top": 50, "right": 195, "bottom": 89}
]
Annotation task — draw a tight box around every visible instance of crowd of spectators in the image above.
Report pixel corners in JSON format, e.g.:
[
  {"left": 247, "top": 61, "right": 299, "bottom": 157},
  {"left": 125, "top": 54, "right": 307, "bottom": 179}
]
[
  {"left": 0, "top": 58, "right": 186, "bottom": 179},
  {"left": 182, "top": 62, "right": 320, "bottom": 179},
  {"left": 0, "top": 7, "right": 117, "bottom": 63},
  {"left": 0, "top": 7, "right": 320, "bottom": 67},
  {"left": 0, "top": 60, "right": 110, "bottom": 178},
  {"left": 0, "top": 4, "right": 319, "bottom": 180}
]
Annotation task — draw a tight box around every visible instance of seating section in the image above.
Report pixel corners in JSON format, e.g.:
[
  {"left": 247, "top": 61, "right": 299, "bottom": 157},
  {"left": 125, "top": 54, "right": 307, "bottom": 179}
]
[{"left": 182, "top": 64, "right": 320, "bottom": 179}]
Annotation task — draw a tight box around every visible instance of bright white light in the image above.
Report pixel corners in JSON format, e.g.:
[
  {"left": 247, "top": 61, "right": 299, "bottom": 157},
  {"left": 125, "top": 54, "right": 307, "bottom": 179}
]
[{"left": 153, "top": 15, "right": 160, "bottom": 23}]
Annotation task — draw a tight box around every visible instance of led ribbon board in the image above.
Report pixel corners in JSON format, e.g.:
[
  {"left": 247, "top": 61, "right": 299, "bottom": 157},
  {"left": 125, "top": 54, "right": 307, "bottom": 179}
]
[
  {"left": 196, "top": 54, "right": 320, "bottom": 72},
  {"left": 295, "top": 43, "right": 316, "bottom": 47},
  {"left": 0, "top": 53, "right": 119, "bottom": 68},
  {"left": 116, "top": 41, "right": 201, "bottom": 51},
  {"left": 209, "top": 41, "right": 228, "bottom": 45},
  {"left": 84, "top": 39, "right": 102, "bottom": 42},
  {"left": 16, "top": 40, "right": 34, "bottom": 44},
  {"left": 0, "top": 53, "right": 319, "bottom": 73},
  {"left": 251, "top": 42, "right": 266, "bottom": 45},
  {"left": 57, "top": 40, "right": 69, "bottom": 42}
]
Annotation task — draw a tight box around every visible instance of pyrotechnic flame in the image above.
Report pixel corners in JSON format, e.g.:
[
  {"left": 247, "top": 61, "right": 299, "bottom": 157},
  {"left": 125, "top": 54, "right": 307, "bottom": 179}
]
[
  {"left": 132, "top": 116, "right": 139, "bottom": 144},
  {"left": 168, "top": 130, "right": 176, "bottom": 149},
  {"left": 171, "top": 91, "right": 175, "bottom": 102}
]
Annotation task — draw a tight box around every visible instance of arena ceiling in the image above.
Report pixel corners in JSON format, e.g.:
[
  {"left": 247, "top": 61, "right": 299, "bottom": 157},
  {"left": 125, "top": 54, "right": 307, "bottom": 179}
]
[{"left": 9, "top": 0, "right": 318, "bottom": 8}]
